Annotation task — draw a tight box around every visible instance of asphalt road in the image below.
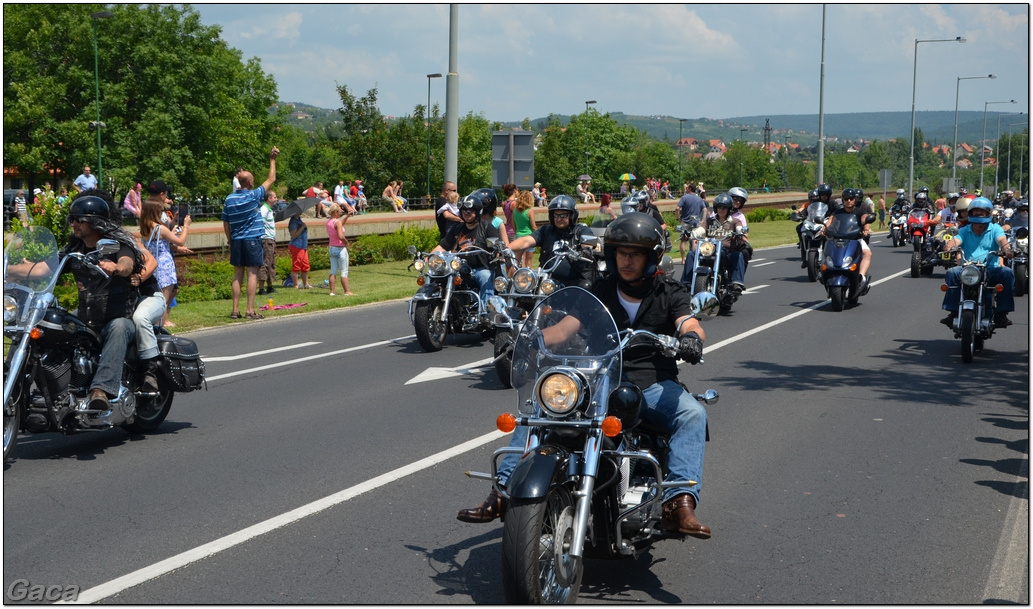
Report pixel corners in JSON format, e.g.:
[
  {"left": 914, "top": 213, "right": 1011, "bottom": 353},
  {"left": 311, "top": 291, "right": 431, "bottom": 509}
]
[{"left": 3, "top": 234, "right": 1028, "bottom": 604}]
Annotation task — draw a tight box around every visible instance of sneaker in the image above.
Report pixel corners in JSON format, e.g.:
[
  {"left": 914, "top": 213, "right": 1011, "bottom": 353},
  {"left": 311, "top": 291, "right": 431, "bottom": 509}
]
[
  {"left": 731, "top": 282, "right": 745, "bottom": 293},
  {"left": 257, "top": 287, "right": 266, "bottom": 295},
  {"left": 266, "top": 286, "right": 275, "bottom": 294}
]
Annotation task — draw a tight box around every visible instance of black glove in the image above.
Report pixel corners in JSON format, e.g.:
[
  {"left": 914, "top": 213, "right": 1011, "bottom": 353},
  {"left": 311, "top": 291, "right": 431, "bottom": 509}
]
[{"left": 678, "top": 331, "right": 703, "bottom": 364}]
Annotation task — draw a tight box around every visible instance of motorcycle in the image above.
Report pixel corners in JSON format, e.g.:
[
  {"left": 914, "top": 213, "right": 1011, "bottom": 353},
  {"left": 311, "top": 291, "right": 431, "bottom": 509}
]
[
  {"left": 889, "top": 207, "right": 909, "bottom": 247},
  {"left": 407, "top": 241, "right": 505, "bottom": 352},
  {"left": 467, "top": 286, "right": 720, "bottom": 603},
  {"left": 487, "top": 234, "right": 604, "bottom": 388},
  {"left": 820, "top": 212, "right": 869, "bottom": 311},
  {"left": 942, "top": 251, "right": 1005, "bottom": 363},
  {"left": 683, "top": 222, "right": 747, "bottom": 314},
  {"left": 3, "top": 227, "right": 205, "bottom": 462},
  {"left": 907, "top": 208, "right": 936, "bottom": 277},
  {"left": 1006, "top": 226, "right": 1029, "bottom": 297},
  {"left": 791, "top": 202, "right": 829, "bottom": 282}
]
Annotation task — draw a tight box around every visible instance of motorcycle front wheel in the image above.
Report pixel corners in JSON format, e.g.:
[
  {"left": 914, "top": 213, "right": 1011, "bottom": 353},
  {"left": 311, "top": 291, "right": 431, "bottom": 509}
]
[
  {"left": 806, "top": 250, "right": 819, "bottom": 282},
  {"left": 829, "top": 285, "right": 845, "bottom": 312},
  {"left": 960, "top": 310, "right": 976, "bottom": 363},
  {"left": 502, "top": 485, "right": 583, "bottom": 604},
  {"left": 126, "top": 389, "right": 174, "bottom": 433},
  {"left": 414, "top": 300, "right": 448, "bottom": 352},
  {"left": 910, "top": 252, "right": 922, "bottom": 278},
  {"left": 1014, "top": 263, "right": 1028, "bottom": 297},
  {"left": 3, "top": 373, "right": 20, "bottom": 462},
  {"left": 493, "top": 329, "right": 514, "bottom": 388}
]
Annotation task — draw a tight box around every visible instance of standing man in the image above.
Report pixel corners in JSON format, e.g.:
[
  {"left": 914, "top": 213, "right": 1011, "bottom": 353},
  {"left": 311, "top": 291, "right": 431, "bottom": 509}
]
[
  {"left": 675, "top": 183, "right": 708, "bottom": 263},
  {"left": 73, "top": 166, "right": 99, "bottom": 192},
  {"left": 257, "top": 191, "right": 279, "bottom": 296},
  {"left": 223, "top": 146, "right": 279, "bottom": 320},
  {"left": 435, "top": 180, "right": 461, "bottom": 239}
]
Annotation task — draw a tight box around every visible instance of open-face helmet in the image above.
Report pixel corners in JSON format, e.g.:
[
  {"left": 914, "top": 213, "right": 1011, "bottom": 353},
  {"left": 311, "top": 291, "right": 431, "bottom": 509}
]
[
  {"left": 547, "top": 194, "right": 579, "bottom": 225},
  {"left": 458, "top": 193, "right": 484, "bottom": 216},
  {"left": 728, "top": 186, "right": 748, "bottom": 207},
  {"left": 968, "top": 197, "right": 993, "bottom": 223}
]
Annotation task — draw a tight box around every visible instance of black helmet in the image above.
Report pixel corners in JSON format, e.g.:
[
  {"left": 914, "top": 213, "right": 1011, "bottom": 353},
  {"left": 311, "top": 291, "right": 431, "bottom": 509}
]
[
  {"left": 816, "top": 183, "right": 832, "bottom": 200},
  {"left": 547, "top": 194, "right": 579, "bottom": 225},
  {"left": 856, "top": 188, "right": 865, "bottom": 200},
  {"left": 603, "top": 212, "right": 666, "bottom": 281},
  {"left": 468, "top": 187, "right": 498, "bottom": 216},
  {"left": 807, "top": 189, "right": 820, "bottom": 202},
  {"left": 918, "top": 186, "right": 930, "bottom": 195},
  {"left": 842, "top": 188, "right": 857, "bottom": 201},
  {"left": 712, "top": 193, "right": 734, "bottom": 211},
  {"left": 67, "top": 195, "right": 110, "bottom": 226},
  {"left": 631, "top": 189, "right": 651, "bottom": 212},
  {"left": 458, "top": 193, "right": 483, "bottom": 215}
]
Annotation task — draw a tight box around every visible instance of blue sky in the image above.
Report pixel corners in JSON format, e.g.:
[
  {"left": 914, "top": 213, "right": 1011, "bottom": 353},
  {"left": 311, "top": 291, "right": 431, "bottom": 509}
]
[{"left": 192, "top": 3, "right": 1029, "bottom": 123}]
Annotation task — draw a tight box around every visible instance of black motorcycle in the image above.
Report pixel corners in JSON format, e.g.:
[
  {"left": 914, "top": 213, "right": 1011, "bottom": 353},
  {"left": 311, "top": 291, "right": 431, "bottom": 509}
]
[
  {"left": 3, "top": 227, "right": 205, "bottom": 462},
  {"left": 1005, "top": 226, "right": 1028, "bottom": 297},
  {"left": 467, "top": 286, "right": 719, "bottom": 603},
  {"left": 943, "top": 251, "right": 1005, "bottom": 363},
  {"left": 683, "top": 223, "right": 747, "bottom": 314},
  {"left": 791, "top": 201, "right": 828, "bottom": 282}
]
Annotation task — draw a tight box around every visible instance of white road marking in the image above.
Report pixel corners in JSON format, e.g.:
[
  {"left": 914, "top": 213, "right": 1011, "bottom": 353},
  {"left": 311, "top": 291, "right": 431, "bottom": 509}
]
[
  {"left": 981, "top": 457, "right": 1030, "bottom": 603},
  {"left": 751, "top": 261, "right": 776, "bottom": 268},
  {"left": 202, "top": 336, "right": 416, "bottom": 382},
  {"left": 202, "top": 342, "right": 322, "bottom": 362},
  {"left": 740, "top": 284, "right": 769, "bottom": 294},
  {"left": 405, "top": 357, "right": 495, "bottom": 385}
]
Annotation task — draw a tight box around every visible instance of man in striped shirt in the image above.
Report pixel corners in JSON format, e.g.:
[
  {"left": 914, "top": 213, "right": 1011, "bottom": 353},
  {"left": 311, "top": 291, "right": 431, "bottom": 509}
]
[{"left": 222, "top": 147, "right": 279, "bottom": 319}]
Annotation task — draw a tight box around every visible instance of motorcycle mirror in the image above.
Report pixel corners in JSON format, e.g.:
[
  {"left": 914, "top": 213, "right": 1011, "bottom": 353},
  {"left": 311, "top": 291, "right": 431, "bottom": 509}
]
[
  {"left": 581, "top": 233, "right": 599, "bottom": 247},
  {"left": 658, "top": 255, "right": 674, "bottom": 275},
  {"left": 407, "top": 245, "right": 418, "bottom": 256},
  {"left": 95, "top": 239, "right": 120, "bottom": 256},
  {"left": 690, "top": 291, "right": 721, "bottom": 318},
  {"left": 696, "top": 389, "right": 720, "bottom": 405}
]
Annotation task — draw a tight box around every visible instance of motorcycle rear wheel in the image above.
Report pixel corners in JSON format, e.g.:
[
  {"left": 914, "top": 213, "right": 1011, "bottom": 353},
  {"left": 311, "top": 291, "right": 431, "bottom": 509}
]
[
  {"left": 494, "top": 329, "right": 513, "bottom": 389},
  {"left": 806, "top": 250, "right": 819, "bottom": 282},
  {"left": 829, "top": 286, "right": 845, "bottom": 312},
  {"left": 414, "top": 301, "right": 447, "bottom": 352},
  {"left": 910, "top": 252, "right": 922, "bottom": 278},
  {"left": 502, "top": 485, "right": 582, "bottom": 604},
  {"left": 1014, "top": 263, "right": 1028, "bottom": 297},
  {"left": 126, "top": 389, "right": 174, "bottom": 433},
  {"left": 960, "top": 310, "right": 976, "bottom": 363}
]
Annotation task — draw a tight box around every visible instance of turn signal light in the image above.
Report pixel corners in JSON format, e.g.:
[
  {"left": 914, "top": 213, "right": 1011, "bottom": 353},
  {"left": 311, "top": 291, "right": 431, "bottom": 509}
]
[
  {"left": 995, "top": 284, "right": 1004, "bottom": 293},
  {"left": 416, "top": 276, "right": 425, "bottom": 286},
  {"left": 941, "top": 284, "right": 948, "bottom": 292},
  {"left": 849, "top": 264, "right": 858, "bottom": 272},
  {"left": 453, "top": 276, "right": 462, "bottom": 286},
  {"left": 496, "top": 413, "right": 516, "bottom": 433},
  {"left": 820, "top": 264, "right": 827, "bottom": 272},
  {"left": 29, "top": 328, "right": 42, "bottom": 340},
  {"left": 601, "top": 416, "right": 622, "bottom": 437}
]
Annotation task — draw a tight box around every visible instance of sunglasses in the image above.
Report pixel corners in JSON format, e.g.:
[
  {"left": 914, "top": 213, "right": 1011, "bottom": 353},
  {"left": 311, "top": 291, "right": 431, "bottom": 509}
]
[{"left": 553, "top": 213, "right": 571, "bottom": 219}]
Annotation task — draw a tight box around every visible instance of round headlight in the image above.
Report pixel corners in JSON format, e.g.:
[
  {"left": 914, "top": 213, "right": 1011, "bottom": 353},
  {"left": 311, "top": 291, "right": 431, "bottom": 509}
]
[
  {"left": 494, "top": 276, "right": 509, "bottom": 292},
  {"left": 3, "top": 294, "right": 18, "bottom": 324},
  {"left": 540, "top": 279, "right": 557, "bottom": 295},
  {"left": 413, "top": 259, "right": 425, "bottom": 272},
  {"left": 536, "top": 371, "right": 584, "bottom": 417},
  {"left": 450, "top": 257, "right": 462, "bottom": 271},
  {"left": 841, "top": 255, "right": 853, "bottom": 266},
  {"left": 513, "top": 269, "right": 536, "bottom": 293},
  {"left": 699, "top": 242, "right": 716, "bottom": 257},
  {"left": 960, "top": 265, "right": 981, "bottom": 286},
  {"left": 427, "top": 254, "right": 447, "bottom": 274}
]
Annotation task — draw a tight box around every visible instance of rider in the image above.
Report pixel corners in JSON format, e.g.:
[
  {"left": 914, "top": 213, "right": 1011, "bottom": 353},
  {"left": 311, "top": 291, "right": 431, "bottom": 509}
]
[
  {"left": 728, "top": 186, "right": 749, "bottom": 228},
  {"left": 475, "top": 187, "right": 510, "bottom": 249},
  {"left": 681, "top": 193, "right": 747, "bottom": 293},
  {"left": 61, "top": 192, "right": 150, "bottom": 410},
  {"left": 890, "top": 190, "right": 911, "bottom": 215},
  {"left": 506, "top": 194, "right": 596, "bottom": 288},
  {"left": 458, "top": 212, "right": 713, "bottom": 539},
  {"left": 940, "top": 197, "right": 1015, "bottom": 328},
  {"left": 432, "top": 189, "right": 502, "bottom": 319},
  {"left": 999, "top": 190, "right": 1017, "bottom": 210},
  {"left": 633, "top": 189, "right": 667, "bottom": 233},
  {"left": 1002, "top": 199, "right": 1029, "bottom": 231},
  {"left": 823, "top": 188, "right": 874, "bottom": 293},
  {"left": 796, "top": 188, "right": 822, "bottom": 264}
]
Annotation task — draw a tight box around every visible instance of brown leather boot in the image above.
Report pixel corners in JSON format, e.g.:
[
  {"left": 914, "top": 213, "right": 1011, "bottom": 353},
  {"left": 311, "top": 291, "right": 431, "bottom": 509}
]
[
  {"left": 661, "top": 493, "right": 711, "bottom": 539},
  {"left": 456, "top": 488, "right": 507, "bottom": 523}
]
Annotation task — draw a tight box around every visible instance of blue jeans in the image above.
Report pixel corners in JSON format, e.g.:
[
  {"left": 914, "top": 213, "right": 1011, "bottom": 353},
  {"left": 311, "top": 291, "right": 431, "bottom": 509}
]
[
  {"left": 682, "top": 248, "right": 746, "bottom": 286},
  {"left": 470, "top": 267, "right": 493, "bottom": 313},
  {"left": 497, "top": 379, "right": 707, "bottom": 505},
  {"left": 92, "top": 317, "right": 135, "bottom": 397},
  {"left": 133, "top": 293, "right": 167, "bottom": 360},
  {"left": 941, "top": 265, "right": 1015, "bottom": 313}
]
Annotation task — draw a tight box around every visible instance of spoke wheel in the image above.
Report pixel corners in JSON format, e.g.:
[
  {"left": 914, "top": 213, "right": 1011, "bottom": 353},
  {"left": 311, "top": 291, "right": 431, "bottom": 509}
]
[
  {"left": 502, "top": 485, "right": 582, "bottom": 604},
  {"left": 494, "top": 329, "right": 513, "bottom": 388},
  {"left": 960, "top": 310, "right": 976, "bottom": 363}
]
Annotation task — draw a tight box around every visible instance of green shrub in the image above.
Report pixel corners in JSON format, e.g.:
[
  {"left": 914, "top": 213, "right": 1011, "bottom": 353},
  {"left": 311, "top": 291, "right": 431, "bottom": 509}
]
[{"left": 746, "top": 207, "right": 793, "bottom": 223}]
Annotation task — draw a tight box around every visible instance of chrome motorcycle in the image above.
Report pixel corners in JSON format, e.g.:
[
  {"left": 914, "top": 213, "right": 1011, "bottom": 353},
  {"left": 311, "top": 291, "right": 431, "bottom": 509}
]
[
  {"left": 467, "top": 286, "right": 719, "bottom": 603},
  {"left": 682, "top": 223, "right": 747, "bottom": 314},
  {"left": 792, "top": 201, "right": 828, "bottom": 282},
  {"left": 1006, "top": 226, "right": 1028, "bottom": 297},
  {"left": 943, "top": 251, "right": 1005, "bottom": 363},
  {"left": 3, "top": 227, "right": 205, "bottom": 462}
]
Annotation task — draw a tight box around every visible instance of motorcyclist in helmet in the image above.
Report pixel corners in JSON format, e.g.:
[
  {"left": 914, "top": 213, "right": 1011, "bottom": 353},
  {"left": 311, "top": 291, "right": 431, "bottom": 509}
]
[
  {"left": 458, "top": 212, "right": 714, "bottom": 540},
  {"left": 473, "top": 187, "right": 510, "bottom": 248},
  {"left": 432, "top": 189, "right": 503, "bottom": 318},
  {"left": 816, "top": 183, "right": 833, "bottom": 206},
  {"left": 912, "top": 191, "right": 932, "bottom": 211},
  {"left": 727, "top": 186, "right": 749, "bottom": 228},
  {"left": 795, "top": 189, "right": 824, "bottom": 264},
  {"left": 1002, "top": 199, "right": 1028, "bottom": 231},
  {"left": 632, "top": 188, "right": 667, "bottom": 233},
  {"left": 953, "top": 196, "right": 971, "bottom": 228},
  {"left": 940, "top": 197, "right": 1015, "bottom": 328},
  {"left": 999, "top": 190, "right": 1017, "bottom": 210},
  {"left": 506, "top": 195, "right": 597, "bottom": 288},
  {"left": 822, "top": 188, "right": 874, "bottom": 292},
  {"left": 681, "top": 193, "right": 748, "bottom": 293}
]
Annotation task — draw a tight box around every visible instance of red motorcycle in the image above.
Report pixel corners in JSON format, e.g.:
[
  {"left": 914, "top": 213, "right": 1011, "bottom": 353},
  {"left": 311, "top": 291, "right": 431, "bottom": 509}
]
[{"left": 907, "top": 208, "right": 936, "bottom": 277}]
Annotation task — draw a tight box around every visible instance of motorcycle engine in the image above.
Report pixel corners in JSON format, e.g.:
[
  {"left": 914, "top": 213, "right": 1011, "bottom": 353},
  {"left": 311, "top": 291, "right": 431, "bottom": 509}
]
[{"left": 38, "top": 349, "right": 72, "bottom": 399}]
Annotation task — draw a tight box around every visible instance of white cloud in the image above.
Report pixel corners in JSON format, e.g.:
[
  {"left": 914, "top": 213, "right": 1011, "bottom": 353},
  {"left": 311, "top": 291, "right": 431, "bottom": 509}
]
[{"left": 236, "top": 11, "right": 303, "bottom": 42}]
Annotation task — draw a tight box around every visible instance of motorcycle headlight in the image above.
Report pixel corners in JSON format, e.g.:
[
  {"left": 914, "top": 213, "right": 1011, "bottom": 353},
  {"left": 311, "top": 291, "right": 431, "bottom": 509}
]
[
  {"left": 536, "top": 370, "right": 586, "bottom": 417},
  {"left": 494, "top": 276, "right": 509, "bottom": 292},
  {"left": 691, "top": 227, "right": 707, "bottom": 240},
  {"left": 513, "top": 268, "right": 537, "bottom": 293},
  {"left": 3, "top": 294, "right": 17, "bottom": 324},
  {"left": 427, "top": 254, "right": 447, "bottom": 275},
  {"left": 540, "top": 279, "right": 558, "bottom": 295},
  {"left": 699, "top": 241, "right": 716, "bottom": 257},
  {"left": 960, "top": 265, "right": 982, "bottom": 286},
  {"left": 1017, "top": 238, "right": 1028, "bottom": 253},
  {"left": 413, "top": 259, "right": 425, "bottom": 272},
  {"left": 840, "top": 255, "right": 853, "bottom": 266},
  {"left": 450, "top": 258, "right": 462, "bottom": 272}
]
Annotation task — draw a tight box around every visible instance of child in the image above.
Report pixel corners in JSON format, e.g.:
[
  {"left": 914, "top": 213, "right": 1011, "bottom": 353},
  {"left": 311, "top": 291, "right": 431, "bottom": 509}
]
[{"left": 288, "top": 214, "right": 312, "bottom": 289}]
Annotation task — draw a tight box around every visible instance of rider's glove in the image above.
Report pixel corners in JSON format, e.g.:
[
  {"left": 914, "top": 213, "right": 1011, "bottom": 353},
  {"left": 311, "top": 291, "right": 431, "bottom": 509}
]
[{"left": 678, "top": 331, "right": 703, "bottom": 364}]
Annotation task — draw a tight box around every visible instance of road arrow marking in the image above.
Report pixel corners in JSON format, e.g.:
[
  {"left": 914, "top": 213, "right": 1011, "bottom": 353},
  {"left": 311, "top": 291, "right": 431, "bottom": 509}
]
[{"left": 405, "top": 357, "right": 496, "bottom": 385}]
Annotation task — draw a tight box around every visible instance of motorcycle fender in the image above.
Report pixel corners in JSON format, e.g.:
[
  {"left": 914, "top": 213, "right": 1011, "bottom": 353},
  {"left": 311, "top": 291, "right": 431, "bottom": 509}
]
[
  {"left": 505, "top": 444, "right": 570, "bottom": 501},
  {"left": 826, "top": 274, "right": 851, "bottom": 287},
  {"left": 961, "top": 300, "right": 976, "bottom": 312},
  {"left": 694, "top": 266, "right": 712, "bottom": 277}
]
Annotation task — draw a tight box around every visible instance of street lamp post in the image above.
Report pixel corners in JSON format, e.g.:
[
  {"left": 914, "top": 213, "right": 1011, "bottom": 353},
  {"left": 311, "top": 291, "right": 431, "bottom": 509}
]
[
  {"left": 981, "top": 99, "right": 1016, "bottom": 192},
  {"left": 909, "top": 36, "right": 965, "bottom": 197},
  {"left": 90, "top": 11, "right": 114, "bottom": 186},
  {"left": 994, "top": 112, "right": 1023, "bottom": 195},
  {"left": 584, "top": 100, "right": 596, "bottom": 177},
  {"left": 782, "top": 135, "right": 792, "bottom": 189},
  {"left": 678, "top": 118, "right": 687, "bottom": 191},
  {"left": 425, "top": 73, "right": 442, "bottom": 200},
  {"left": 952, "top": 74, "right": 995, "bottom": 186}
]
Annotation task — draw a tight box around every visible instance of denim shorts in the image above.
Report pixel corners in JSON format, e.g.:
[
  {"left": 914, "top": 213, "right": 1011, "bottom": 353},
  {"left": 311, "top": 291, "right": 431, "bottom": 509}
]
[{"left": 230, "top": 237, "right": 264, "bottom": 268}]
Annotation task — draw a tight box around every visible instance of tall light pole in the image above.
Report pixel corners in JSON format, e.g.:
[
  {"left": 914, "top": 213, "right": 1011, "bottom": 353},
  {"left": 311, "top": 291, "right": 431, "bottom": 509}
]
[
  {"left": 981, "top": 99, "right": 1016, "bottom": 192},
  {"left": 952, "top": 74, "right": 995, "bottom": 185},
  {"left": 909, "top": 36, "right": 965, "bottom": 197},
  {"left": 678, "top": 118, "right": 687, "bottom": 191},
  {"left": 782, "top": 135, "right": 792, "bottom": 189},
  {"left": 584, "top": 100, "right": 596, "bottom": 177},
  {"left": 90, "top": 10, "right": 114, "bottom": 186},
  {"left": 994, "top": 111, "right": 1023, "bottom": 195},
  {"left": 425, "top": 73, "right": 442, "bottom": 200}
]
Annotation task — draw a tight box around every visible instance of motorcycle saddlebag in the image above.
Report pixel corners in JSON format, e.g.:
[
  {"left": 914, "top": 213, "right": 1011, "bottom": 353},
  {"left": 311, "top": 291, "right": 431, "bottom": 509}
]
[{"left": 156, "top": 334, "right": 206, "bottom": 392}]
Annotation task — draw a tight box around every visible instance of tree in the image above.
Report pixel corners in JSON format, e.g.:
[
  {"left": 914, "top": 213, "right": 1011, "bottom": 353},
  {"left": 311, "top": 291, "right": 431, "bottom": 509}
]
[{"left": 456, "top": 112, "right": 492, "bottom": 194}]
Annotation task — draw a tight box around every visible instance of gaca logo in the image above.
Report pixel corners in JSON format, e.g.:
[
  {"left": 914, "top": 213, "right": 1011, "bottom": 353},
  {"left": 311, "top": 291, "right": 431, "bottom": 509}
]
[{"left": 7, "top": 579, "right": 80, "bottom": 602}]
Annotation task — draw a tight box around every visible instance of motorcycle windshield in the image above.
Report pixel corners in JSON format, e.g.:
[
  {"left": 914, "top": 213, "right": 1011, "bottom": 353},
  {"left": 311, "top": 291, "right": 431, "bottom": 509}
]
[
  {"left": 826, "top": 212, "right": 862, "bottom": 239},
  {"left": 3, "top": 226, "right": 60, "bottom": 293},
  {"left": 510, "top": 287, "right": 621, "bottom": 417},
  {"left": 807, "top": 201, "right": 828, "bottom": 222},
  {"left": 908, "top": 210, "right": 929, "bottom": 223}
]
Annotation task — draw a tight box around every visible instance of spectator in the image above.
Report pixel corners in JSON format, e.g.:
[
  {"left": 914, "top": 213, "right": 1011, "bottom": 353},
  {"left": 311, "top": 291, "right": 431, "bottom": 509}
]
[
  {"left": 396, "top": 180, "right": 409, "bottom": 211},
  {"left": 513, "top": 189, "right": 538, "bottom": 267},
  {"left": 576, "top": 181, "right": 596, "bottom": 204},
  {"left": 877, "top": 194, "right": 887, "bottom": 229},
  {"left": 140, "top": 186, "right": 192, "bottom": 328},
  {"left": 232, "top": 167, "right": 243, "bottom": 190},
  {"left": 355, "top": 183, "right": 369, "bottom": 214},
  {"left": 73, "top": 166, "right": 98, "bottom": 192},
  {"left": 14, "top": 190, "right": 29, "bottom": 225},
  {"left": 597, "top": 192, "right": 618, "bottom": 222},
  {"left": 222, "top": 147, "right": 279, "bottom": 320},
  {"left": 325, "top": 203, "right": 354, "bottom": 296},
  {"left": 620, "top": 181, "right": 630, "bottom": 196},
  {"left": 532, "top": 182, "right": 544, "bottom": 207},
  {"left": 305, "top": 181, "right": 326, "bottom": 217},
  {"left": 384, "top": 180, "right": 405, "bottom": 213},
  {"left": 258, "top": 191, "right": 279, "bottom": 295},
  {"left": 501, "top": 183, "right": 518, "bottom": 241},
  {"left": 435, "top": 180, "right": 461, "bottom": 239},
  {"left": 123, "top": 182, "right": 143, "bottom": 217},
  {"left": 56, "top": 187, "right": 69, "bottom": 206},
  {"left": 288, "top": 212, "right": 311, "bottom": 290},
  {"left": 935, "top": 194, "right": 947, "bottom": 212}
]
